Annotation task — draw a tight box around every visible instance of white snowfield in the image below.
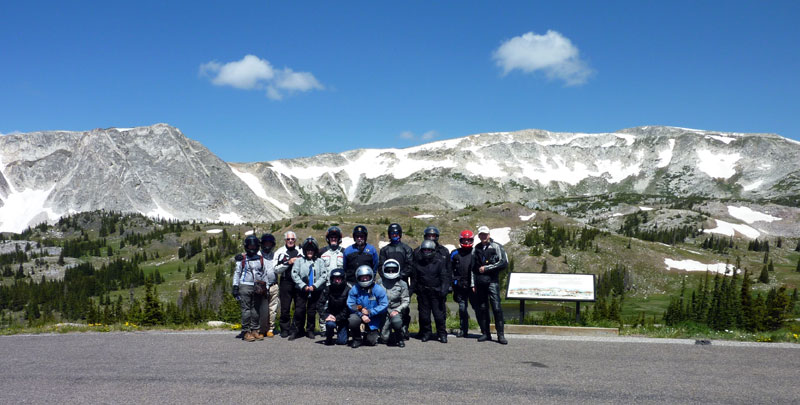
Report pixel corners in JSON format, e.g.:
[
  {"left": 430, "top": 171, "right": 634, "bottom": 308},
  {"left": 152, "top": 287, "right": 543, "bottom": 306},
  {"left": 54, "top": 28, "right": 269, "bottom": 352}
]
[
  {"left": 639, "top": 206, "right": 653, "bottom": 211},
  {"left": 727, "top": 206, "right": 781, "bottom": 224},
  {"left": 413, "top": 214, "right": 436, "bottom": 219},
  {"left": 206, "top": 229, "right": 223, "bottom": 234},
  {"left": 217, "top": 212, "right": 244, "bottom": 225},
  {"left": 144, "top": 203, "right": 176, "bottom": 221},
  {"left": 664, "top": 258, "right": 738, "bottom": 276},
  {"left": 656, "top": 139, "right": 675, "bottom": 168},
  {"left": 519, "top": 213, "right": 536, "bottom": 221},
  {"left": 488, "top": 227, "right": 511, "bottom": 245},
  {"left": 703, "top": 219, "right": 760, "bottom": 239},
  {"left": 695, "top": 149, "right": 741, "bottom": 179},
  {"left": 265, "top": 130, "right": 655, "bottom": 200},
  {"left": 229, "top": 165, "right": 290, "bottom": 213}
]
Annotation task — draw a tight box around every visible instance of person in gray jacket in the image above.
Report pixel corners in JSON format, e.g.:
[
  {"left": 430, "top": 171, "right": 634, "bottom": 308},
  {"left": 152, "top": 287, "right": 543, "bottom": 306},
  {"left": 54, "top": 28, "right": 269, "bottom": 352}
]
[
  {"left": 289, "top": 237, "right": 328, "bottom": 340},
  {"left": 378, "top": 259, "right": 410, "bottom": 348},
  {"left": 232, "top": 235, "right": 273, "bottom": 342}
]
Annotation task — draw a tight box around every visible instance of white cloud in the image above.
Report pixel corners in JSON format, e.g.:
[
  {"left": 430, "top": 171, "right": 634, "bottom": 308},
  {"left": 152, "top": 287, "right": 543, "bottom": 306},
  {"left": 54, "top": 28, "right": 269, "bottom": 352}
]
[
  {"left": 493, "top": 30, "right": 593, "bottom": 86},
  {"left": 399, "top": 130, "right": 438, "bottom": 141},
  {"left": 199, "top": 54, "right": 323, "bottom": 99}
]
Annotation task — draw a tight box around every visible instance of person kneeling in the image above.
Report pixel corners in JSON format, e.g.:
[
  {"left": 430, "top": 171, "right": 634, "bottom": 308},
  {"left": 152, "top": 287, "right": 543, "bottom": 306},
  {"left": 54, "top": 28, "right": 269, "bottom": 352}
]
[
  {"left": 378, "top": 259, "right": 409, "bottom": 348},
  {"left": 347, "top": 265, "right": 388, "bottom": 348},
  {"left": 318, "top": 269, "right": 350, "bottom": 345}
]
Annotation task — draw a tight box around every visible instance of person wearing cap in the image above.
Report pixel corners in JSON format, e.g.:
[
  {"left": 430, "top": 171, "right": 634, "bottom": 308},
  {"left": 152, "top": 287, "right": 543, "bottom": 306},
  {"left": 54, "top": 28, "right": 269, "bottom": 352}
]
[
  {"left": 451, "top": 230, "right": 478, "bottom": 338},
  {"left": 472, "top": 226, "right": 509, "bottom": 344},
  {"left": 274, "top": 231, "right": 302, "bottom": 338},
  {"left": 289, "top": 237, "right": 328, "bottom": 340},
  {"left": 379, "top": 223, "right": 414, "bottom": 339},
  {"left": 258, "top": 233, "right": 279, "bottom": 337},
  {"left": 377, "top": 259, "right": 410, "bottom": 347}
]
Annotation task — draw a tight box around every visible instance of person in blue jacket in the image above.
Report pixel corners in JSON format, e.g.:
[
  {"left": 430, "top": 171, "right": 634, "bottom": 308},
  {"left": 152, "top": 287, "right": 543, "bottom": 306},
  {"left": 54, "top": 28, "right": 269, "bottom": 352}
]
[
  {"left": 343, "top": 225, "right": 379, "bottom": 286},
  {"left": 347, "top": 265, "right": 388, "bottom": 348}
]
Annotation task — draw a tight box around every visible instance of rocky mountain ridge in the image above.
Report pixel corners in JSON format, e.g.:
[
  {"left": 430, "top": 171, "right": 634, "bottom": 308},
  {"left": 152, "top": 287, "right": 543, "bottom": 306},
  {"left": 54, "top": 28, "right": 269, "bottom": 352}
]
[{"left": 1, "top": 124, "right": 798, "bottom": 233}]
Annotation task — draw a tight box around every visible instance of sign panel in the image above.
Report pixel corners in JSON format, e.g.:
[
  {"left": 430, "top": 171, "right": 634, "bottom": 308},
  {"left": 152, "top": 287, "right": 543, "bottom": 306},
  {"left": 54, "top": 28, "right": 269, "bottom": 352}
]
[{"left": 505, "top": 273, "right": 596, "bottom": 302}]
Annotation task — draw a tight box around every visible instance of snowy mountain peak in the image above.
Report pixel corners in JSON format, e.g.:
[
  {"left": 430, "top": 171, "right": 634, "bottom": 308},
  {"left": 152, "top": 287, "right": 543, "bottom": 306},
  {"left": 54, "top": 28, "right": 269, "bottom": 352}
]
[{"left": 1, "top": 124, "right": 798, "bottom": 233}]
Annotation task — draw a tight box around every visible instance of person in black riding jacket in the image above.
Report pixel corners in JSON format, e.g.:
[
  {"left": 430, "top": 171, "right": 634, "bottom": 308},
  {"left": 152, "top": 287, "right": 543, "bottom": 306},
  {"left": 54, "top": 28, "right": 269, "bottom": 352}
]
[
  {"left": 411, "top": 240, "right": 451, "bottom": 343},
  {"left": 471, "top": 226, "right": 509, "bottom": 345},
  {"left": 378, "top": 223, "right": 414, "bottom": 339}
]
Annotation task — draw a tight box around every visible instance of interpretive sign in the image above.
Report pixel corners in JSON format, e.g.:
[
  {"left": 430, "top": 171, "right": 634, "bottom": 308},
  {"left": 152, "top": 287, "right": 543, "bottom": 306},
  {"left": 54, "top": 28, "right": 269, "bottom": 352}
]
[{"left": 506, "top": 273, "right": 596, "bottom": 302}]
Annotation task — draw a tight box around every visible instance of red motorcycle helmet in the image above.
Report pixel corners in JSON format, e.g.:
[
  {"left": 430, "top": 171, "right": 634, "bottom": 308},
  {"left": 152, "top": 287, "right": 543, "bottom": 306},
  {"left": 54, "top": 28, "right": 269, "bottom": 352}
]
[{"left": 459, "top": 230, "right": 474, "bottom": 248}]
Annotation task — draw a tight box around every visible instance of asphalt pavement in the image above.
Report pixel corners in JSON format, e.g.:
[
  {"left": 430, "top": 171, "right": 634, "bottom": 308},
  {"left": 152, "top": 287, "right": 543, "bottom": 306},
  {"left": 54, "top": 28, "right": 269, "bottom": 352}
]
[{"left": 1, "top": 330, "right": 798, "bottom": 404}]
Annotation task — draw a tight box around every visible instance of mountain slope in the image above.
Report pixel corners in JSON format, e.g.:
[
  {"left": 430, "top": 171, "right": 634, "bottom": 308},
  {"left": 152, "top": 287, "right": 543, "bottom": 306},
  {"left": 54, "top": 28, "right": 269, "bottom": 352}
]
[
  {"left": 0, "top": 124, "right": 283, "bottom": 232},
  {"left": 1, "top": 124, "right": 799, "bottom": 233}
]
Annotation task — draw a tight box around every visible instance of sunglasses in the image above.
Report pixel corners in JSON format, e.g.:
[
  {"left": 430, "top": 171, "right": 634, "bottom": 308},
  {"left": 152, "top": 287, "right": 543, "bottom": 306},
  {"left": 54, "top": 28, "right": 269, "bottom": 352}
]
[{"left": 285, "top": 238, "right": 296, "bottom": 241}]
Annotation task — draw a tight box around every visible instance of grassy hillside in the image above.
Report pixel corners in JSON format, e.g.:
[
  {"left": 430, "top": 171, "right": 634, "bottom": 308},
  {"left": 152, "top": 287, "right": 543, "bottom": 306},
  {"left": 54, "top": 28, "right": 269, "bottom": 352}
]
[{"left": 2, "top": 202, "right": 799, "bottom": 341}]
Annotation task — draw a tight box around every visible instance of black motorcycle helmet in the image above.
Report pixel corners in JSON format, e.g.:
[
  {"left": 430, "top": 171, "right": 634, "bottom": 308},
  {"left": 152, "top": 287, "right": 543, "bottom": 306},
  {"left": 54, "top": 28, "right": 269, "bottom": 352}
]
[
  {"left": 260, "top": 233, "right": 276, "bottom": 252},
  {"left": 353, "top": 225, "right": 368, "bottom": 246},
  {"left": 302, "top": 237, "right": 319, "bottom": 258},
  {"left": 423, "top": 226, "right": 440, "bottom": 243},
  {"left": 388, "top": 223, "right": 403, "bottom": 237},
  {"left": 326, "top": 226, "right": 343, "bottom": 247},
  {"left": 329, "top": 268, "right": 346, "bottom": 290},
  {"left": 244, "top": 235, "right": 260, "bottom": 255}
]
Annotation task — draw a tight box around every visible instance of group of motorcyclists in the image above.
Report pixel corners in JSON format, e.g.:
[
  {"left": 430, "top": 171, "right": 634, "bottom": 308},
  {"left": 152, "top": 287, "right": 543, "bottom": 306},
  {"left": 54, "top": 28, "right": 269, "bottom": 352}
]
[{"left": 232, "top": 222, "right": 509, "bottom": 348}]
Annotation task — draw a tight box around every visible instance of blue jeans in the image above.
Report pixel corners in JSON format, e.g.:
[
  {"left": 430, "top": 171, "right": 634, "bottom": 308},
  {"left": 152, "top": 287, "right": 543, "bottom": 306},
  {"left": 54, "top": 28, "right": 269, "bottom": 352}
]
[{"left": 325, "top": 321, "right": 348, "bottom": 345}]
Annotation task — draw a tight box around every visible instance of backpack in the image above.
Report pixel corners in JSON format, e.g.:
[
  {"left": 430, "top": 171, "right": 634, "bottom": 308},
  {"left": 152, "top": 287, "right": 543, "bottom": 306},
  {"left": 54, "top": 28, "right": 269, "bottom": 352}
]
[{"left": 241, "top": 255, "right": 266, "bottom": 295}]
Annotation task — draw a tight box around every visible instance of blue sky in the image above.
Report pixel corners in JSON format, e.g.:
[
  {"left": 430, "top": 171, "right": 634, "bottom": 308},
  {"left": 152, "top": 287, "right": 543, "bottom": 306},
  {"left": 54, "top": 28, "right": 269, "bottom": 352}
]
[{"left": 1, "top": 1, "right": 799, "bottom": 162}]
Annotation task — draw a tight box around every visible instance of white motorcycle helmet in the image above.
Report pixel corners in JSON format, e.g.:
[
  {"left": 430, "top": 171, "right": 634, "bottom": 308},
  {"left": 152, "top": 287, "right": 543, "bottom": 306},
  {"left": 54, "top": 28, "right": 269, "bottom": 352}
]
[{"left": 382, "top": 259, "right": 401, "bottom": 280}]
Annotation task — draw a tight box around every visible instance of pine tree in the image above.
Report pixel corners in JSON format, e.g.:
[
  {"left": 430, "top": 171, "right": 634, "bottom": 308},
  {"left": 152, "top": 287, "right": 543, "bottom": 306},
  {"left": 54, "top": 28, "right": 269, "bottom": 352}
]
[
  {"left": 758, "top": 264, "right": 770, "bottom": 284},
  {"left": 185, "top": 267, "right": 192, "bottom": 280},
  {"left": 739, "top": 270, "right": 754, "bottom": 330},
  {"left": 763, "top": 251, "right": 769, "bottom": 264},
  {"left": 764, "top": 286, "right": 789, "bottom": 330},
  {"left": 768, "top": 260, "right": 774, "bottom": 272},
  {"left": 795, "top": 239, "right": 800, "bottom": 252},
  {"left": 550, "top": 244, "right": 561, "bottom": 257},
  {"left": 142, "top": 279, "right": 164, "bottom": 326},
  {"left": 195, "top": 259, "right": 205, "bottom": 273},
  {"left": 541, "top": 260, "right": 548, "bottom": 273},
  {"left": 58, "top": 250, "right": 65, "bottom": 266},
  {"left": 796, "top": 257, "right": 800, "bottom": 273}
]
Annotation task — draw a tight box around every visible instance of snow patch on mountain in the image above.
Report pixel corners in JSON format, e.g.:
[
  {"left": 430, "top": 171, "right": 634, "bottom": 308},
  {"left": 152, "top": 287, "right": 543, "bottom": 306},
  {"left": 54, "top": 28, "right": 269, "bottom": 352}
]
[
  {"left": 664, "top": 259, "right": 737, "bottom": 275},
  {"left": 742, "top": 180, "right": 763, "bottom": 191},
  {"left": 489, "top": 227, "right": 511, "bottom": 245},
  {"left": 520, "top": 213, "right": 536, "bottom": 221},
  {"left": 695, "top": 150, "right": 741, "bottom": 179},
  {"left": 206, "top": 229, "right": 223, "bottom": 234},
  {"left": 230, "top": 165, "right": 290, "bottom": 213},
  {"left": 414, "top": 214, "right": 435, "bottom": 219},
  {"left": 0, "top": 186, "right": 58, "bottom": 233},
  {"left": 217, "top": 212, "right": 244, "bottom": 224},
  {"left": 615, "top": 133, "right": 636, "bottom": 146},
  {"left": 706, "top": 135, "right": 736, "bottom": 144},
  {"left": 657, "top": 139, "right": 675, "bottom": 168},
  {"left": 145, "top": 203, "right": 176, "bottom": 221},
  {"left": 727, "top": 206, "right": 781, "bottom": 224},
  {"left": 703, "top": 219, "right": 760, "bottom": 239}
]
